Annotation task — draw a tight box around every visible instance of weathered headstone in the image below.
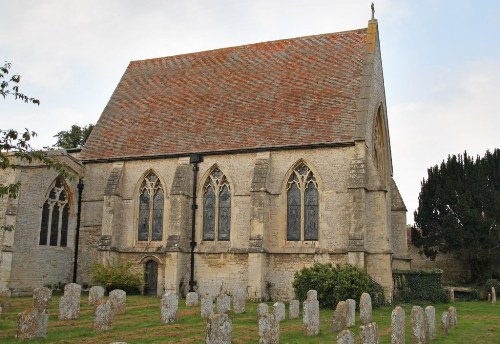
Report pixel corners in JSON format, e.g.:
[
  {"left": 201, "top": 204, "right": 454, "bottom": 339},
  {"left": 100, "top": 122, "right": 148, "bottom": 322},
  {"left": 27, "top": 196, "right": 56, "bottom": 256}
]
[
  {"left": 258, "top": 303, "right": 269, "bottom": 318},
  {"left": 440, "top": 311, "right": 449, "bottom": 335},
  {"left": 94, "top": 300, "right": 114, "bottom": 331},
  {"left": 360, "top": 322, "right": 379, "bottom": 344},
  {"left": 160, "top": 291, "right": 178, "bottom": 323},
  {"left": 206, "top": 313, "right": 232, "bottom": 344},
  {"left": 89, "top": 286, "right": 105, "bottom": 306},
  {"left": 258, "top": 312, "right": 280, "bottom": 344},
  {"left": 186, "top": 291, "right": 199, "bottom": 307},
  {"left": 411, "top": 306, "right": 425, "bottom": 344},
  {"left": 346, "top": 299, "right": 355, "bottom": 327},
  {"left": 337, "top": 329, "right": 355, "bottom": 344},
  {"left": 448, "top": 306, "right": 457, "bottom": 328},
  {"left": 16, "top": 309, "right": 49, "bottom": 340},
  {"left": 391, "top": 306, "right": 405, "bottom": 344},
  {"left": 217, "top": 293, "right": 231, "bottom": 314},
  {"left": 33, "top": 287, "right": 52, "bottom": 313},
  {"left": 289, "top": 300, "right": 299, "bottom": 320},
  {"left": 109, "top": 289, "right": 126, "bottom": 314},
  {"left": 233, "top": 289, "right": 246, "bottom": 314},
  {"left": 331, "top": 300, "right": 348, "bottom": 333},
  {"left": 492, "top": 287, "right": 497, "bottom": 305},
  {"left": 425, "top": 305, "right": 436, "bottom": 341},
  {"left": 303, "top": 290, "right": 320, "bottom": 336},
  {"left": 487, "top": 293, "right": 491, "bottom": 302},
  {"left": 449, "top": 288, "right": 455, "bottom": 303},
  {"left": 201, "top": 294, "right": 214, "bottom": 318},
  {"left": 360, "top": 293, "right": 372, "bottom": 325},
  {"left": 59, "top": 283, "right": 82, "bottom": 320},
  {"left": 273, "top": 301, "right": 285, "bottom": 323}
]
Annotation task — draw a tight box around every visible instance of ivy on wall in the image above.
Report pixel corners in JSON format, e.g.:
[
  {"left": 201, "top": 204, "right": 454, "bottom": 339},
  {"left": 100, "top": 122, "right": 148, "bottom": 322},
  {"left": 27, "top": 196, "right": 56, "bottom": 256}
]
[{"left": 393, "top": 269, "right": 448, "bottom": 303}]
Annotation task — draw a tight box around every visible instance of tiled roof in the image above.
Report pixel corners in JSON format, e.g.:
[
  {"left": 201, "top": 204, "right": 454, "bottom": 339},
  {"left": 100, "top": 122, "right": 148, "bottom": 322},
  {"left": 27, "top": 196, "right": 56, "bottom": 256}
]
[{"left": 81, "top": 28, "right": 368, "bottom": 161}]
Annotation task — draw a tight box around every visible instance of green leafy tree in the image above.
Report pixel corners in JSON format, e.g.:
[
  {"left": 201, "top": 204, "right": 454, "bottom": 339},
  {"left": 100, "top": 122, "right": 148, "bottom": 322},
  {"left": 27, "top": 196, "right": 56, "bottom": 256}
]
[
  {"left": 53, "top": 124, "right": 94, "bottom": 149},
  {"left": 1, "top": 61, "right": 39, "bottom": 104},
  {"left": 412, "top": 149, "right": 500, "bottom": 282}
]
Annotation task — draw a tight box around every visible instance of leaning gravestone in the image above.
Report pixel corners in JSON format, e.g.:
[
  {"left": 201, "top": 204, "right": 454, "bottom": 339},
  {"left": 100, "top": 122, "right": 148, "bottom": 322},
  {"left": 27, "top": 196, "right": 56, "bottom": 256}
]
[
  {"left": 273, "top": 302, "right": 285, "bottom": 323},
  {"left": 94, "top": 300, "right": 114, "bottom": 331},
  {"left": 448, "top": 306, "right": 457, "bottom": 328},
  {"left": 411, "top": 306, "right": 425, "bottom": 344},
  {"left": 258, "top": 312, "right": 279, "bottom": 344},
  {"left": 109, "top": 289, "right": 126, "bottom": 314},
  {"left": 360, "top": 322, "right": 379, "bottom": 344},
  {"left": 89, "top": 286, "right": 105, "bottom": 307},
  {"left": 360, "top": 293, "right": 372, "bottom": 325},
  {"left": 492, "top": 287, "right": 497, "bottom": 305},
  {"left": 217, "top": 293, "right": 231, "bottom": 314},
  {"left": 201, "top": 294, "right": 214, "bottom": 318},
  {"left": 160, "top": 291, "right": 178, "bottom": 323},
  {"left": 346, "top": 299, "right": 356, "bottom": 327},
  {"left": 425, "top": 306, "right": 436, "bottom": 341},
  {"left": 186, "top": 291, "right": 199, "bottom": 307},
  {"left": 59, "top": 283, "right": 82, "bottom": 320},
  {"left": 206, "top": 313, "right": 232, "bottom": 344},
  {"left": 289, "top": 300, "right": 299, "bottom": 320},
  {"left": 337, "top": 329, "right": 355, "bottom": 344},
  {"left": 258, "top": 303, "right": 269, "bottom": 319},
  {"left": 233, "top": 289, "right": 246, "bottom": 314},
  {"left": 303, "top": 290, "right": 320, "bottom": 336},
  {"left": 16, "top": 287, "right": 52, "bottom": 340},
  {"left": 391, "top": 306, "right": 405, "bottom": 344},
  {"left": 440, "top": 311, "right": 449, "bottom": 335},
  {"left": 331, "top": 300, "right": 348, "bottom": 333}
]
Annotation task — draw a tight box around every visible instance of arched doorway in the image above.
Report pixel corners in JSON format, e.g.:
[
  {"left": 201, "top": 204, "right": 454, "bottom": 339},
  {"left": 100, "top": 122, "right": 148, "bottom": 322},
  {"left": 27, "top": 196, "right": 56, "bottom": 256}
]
[{"left": 144, "top": 260, "right": 158, "bottom": 296}]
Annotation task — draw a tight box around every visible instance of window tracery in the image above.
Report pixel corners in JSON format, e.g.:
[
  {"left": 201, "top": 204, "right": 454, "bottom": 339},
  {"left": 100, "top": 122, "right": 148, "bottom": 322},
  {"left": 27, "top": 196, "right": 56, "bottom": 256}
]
[
  {"left": 374, "top": 107, "right": 388, "bottom": 182},
  {"left": 138, "top": 172, "right": 164, "bottom": 242},
  {"left": 39, "top": 177, "right": 69, "bottom": 247},
  {"left": 203, "top": 168, "right": 231, "bottom": 241}
]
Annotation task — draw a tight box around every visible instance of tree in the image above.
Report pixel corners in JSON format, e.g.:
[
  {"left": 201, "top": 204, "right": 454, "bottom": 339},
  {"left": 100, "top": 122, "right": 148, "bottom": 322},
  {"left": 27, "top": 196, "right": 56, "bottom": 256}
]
[
  {"left": 0, "top": 61, "right": 39, "bottom": 105},
  {"left": 412, "top": 149, "right": 500, "bottom": 282},
  {"left": 53, "top": 124, "right": 94, "bottom": 149}
]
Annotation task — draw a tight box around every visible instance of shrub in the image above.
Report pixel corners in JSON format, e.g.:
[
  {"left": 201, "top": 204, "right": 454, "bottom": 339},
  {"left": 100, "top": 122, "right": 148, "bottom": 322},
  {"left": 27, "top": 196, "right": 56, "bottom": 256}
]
[
  {"left": 90, "top": 261, "right": 143, "bottom": 294},
  {"left": 393, "top": 269, "right": 448, "bottom": 303},
  {"left": 292, "top": 262, "right": 385, "bottom": 308},
  {"left": 484, "top": 279, "right": 500, "bottom": 294}
]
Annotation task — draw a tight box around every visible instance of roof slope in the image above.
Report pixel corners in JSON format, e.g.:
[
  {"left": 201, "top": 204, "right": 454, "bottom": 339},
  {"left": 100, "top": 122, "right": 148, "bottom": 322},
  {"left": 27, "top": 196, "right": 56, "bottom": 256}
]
[{"left": 82, "top": 28, "right": 368, "bottom": 161}]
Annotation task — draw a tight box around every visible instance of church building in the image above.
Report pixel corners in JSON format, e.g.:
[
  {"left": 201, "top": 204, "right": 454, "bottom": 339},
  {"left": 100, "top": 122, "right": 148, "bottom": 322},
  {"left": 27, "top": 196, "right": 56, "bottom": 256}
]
[{"left": 0, "top": 16, "right": 410, "bottom": 301}]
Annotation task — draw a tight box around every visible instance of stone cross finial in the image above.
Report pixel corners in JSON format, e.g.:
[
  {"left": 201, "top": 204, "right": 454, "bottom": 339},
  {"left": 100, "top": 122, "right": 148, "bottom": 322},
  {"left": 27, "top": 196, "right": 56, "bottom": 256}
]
[{"left": 371, "top": 3, "right": 375, "bottom": 20}]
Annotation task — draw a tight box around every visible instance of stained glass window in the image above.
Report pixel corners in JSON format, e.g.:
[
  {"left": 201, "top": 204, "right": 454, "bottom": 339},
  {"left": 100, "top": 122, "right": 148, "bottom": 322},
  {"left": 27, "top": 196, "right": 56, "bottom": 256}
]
[
  {"left": 137, "top": 172, "right": 164, "bottom": 242},
  {"left": 286, "top": 163, "right": 319, "bottom": 241},
  {"left": 203, "top": 168, "right": 231, "bottom": 241},
  {"left": 39, "top": 177, "right": 70, "bottom": 247}
]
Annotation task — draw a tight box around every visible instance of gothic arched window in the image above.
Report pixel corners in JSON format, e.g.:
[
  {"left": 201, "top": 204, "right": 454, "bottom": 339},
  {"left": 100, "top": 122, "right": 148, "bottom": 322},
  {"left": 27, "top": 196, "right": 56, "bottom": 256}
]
[
  {"left": 39, "top": 177, "right": 70, "bottom": 247},
  {"left": 374, "top": 106, "right": 388, "bottom": 183},
  {"left": 138, "top": 172, "right": 164, "bottom": 242},
  {"left": 203, "top": 168, "right": 231, "bottom": 241},
  {"left": 286, "top": 163, "right": 319, "bottom": 241}
]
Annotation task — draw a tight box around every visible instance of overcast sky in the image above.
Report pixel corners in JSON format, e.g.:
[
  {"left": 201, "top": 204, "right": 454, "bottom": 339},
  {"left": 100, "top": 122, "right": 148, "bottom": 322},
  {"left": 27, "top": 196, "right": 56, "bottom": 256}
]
[{"left": 2, "top": 0, "right": 499, "bottom": 223}]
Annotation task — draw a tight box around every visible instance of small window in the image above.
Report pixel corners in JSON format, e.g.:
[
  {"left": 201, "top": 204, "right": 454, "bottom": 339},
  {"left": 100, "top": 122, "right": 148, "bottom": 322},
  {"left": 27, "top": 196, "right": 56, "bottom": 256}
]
[
  {"left": 286, "top": 163, "right": 319, "bottom": 241},
  {"left": 137, "top": 172, "right": 164, "bottom": 242},
  {"left": 203, "top": 168, "right": 231, "bottom": 241},
  {"left": 39, "top": 177, "right": 70, "bottom": 247}
]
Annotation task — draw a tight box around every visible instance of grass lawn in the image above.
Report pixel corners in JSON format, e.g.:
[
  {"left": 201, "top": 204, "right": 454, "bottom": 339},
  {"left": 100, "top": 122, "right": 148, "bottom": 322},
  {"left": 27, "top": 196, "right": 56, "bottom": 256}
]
[{"left": 0, "top": 295, "right": 498, "bottom": 343}]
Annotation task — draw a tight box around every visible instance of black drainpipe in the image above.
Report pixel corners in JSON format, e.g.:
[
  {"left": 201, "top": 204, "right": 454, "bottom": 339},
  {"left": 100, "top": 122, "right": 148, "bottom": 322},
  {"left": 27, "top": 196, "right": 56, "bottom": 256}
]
[
  {"left": 189, "top": 154, "right": 203, "bottom": 292},
  {"left": 72, "top": 178, "right": 84, "bottom": 283}
]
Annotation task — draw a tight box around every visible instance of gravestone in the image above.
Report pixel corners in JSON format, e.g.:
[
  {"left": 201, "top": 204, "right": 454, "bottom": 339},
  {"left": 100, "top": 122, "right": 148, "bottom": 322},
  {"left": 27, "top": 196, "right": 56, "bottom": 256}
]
[
  {"left": 346, "top": 299, "right": 355, "bottom": 327},
  {"left": 391, "top": 306, "right": 405, "bottom": 344},
  {"left": 89, "top": 286, "right": 105, "bottom": 306},
  {"left": 109, "top": 289, "right": 126, "bottom": 314},
  {"left": 160, "top": 291, "right": 178, "bottom": 323},
  {"left": 425, "top": 306, "right": 436, "bottom": 341},
  {"left": 217, "top": 293, "right": 231, "bottom": 314},
  {"left": 258, "top": 312, "right": 279, "bottom": 344},
  {"left": 360, "top": 293, "right": 372, "bottom": 325},
  {"left": 289, "top": 300, "right": 299, "bottom": 320},
  {"left": 303, "top": 289, "right": 320, "bottom": 336},
  {"left": 16, "top": 309, "right": 49, "bottom": 340},
  {"left": 59, "top": 283, "right": 82, "bottom": 320},
  {"left": 337, "top": 329, "right": 355, "bottom": 344},
  {"left": 492, "top": 287, "right": 497, "bottom": 305},
  {"left": 257, "top": 303, "right": 269, "bottom": 318},
  {"left": 186, "top": 291, "right": 199, "bottom": 307},
  {"left": 411, "top": 306, "right": 425, "bottom": 344},
  {"left": 440, "top": 311, "right": 449, "bottom": 335},
  {"left": 448, "top": 306, "right": 457, "bottom": 328},
  {"left": 360, "top": 322, "right": 379, "bottom": 344},
  {"left": 206, "top": 313, "right": 232, "bottom": 344},
  {"left": 201, "top": 294, "right": 214, "bottom": 318},
  {"left": 94, "top": 300, "right": 114, "bottom": 331},
  {"left": 233, "top": 289, "right": 246, "bottom": 314},
  {"left": 273, "top": 302, "right": 285, "bottom": 322},
  {"left": 331, "top": 300, "right": 348, "bottom": 333},
  {"left": 33, "top": 287, "right": 52, "bottom": 313}
]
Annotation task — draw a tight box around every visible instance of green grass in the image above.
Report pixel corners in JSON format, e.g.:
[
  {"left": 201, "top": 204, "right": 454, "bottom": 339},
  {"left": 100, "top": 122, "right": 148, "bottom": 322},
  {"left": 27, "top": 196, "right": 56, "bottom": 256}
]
[{"left": 0, "top": 296, "right": 498, "bottom": 343}]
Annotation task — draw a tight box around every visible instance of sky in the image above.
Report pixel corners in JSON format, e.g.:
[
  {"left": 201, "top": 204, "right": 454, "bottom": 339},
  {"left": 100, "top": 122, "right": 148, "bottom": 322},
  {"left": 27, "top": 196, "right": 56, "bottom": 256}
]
[{"left": 1, "top": 0, "right": 499, "bottom": 223}]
